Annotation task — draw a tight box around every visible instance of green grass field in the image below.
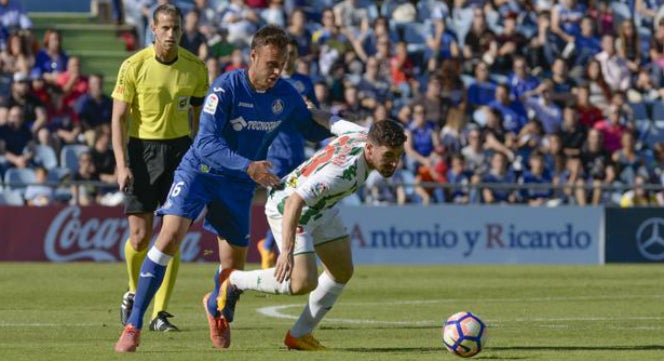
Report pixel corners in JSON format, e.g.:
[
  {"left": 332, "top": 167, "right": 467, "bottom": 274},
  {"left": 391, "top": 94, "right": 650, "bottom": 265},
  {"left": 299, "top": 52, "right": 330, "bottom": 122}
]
[{"left": 0, "top": 263, "right": 662, "bottom": 360}]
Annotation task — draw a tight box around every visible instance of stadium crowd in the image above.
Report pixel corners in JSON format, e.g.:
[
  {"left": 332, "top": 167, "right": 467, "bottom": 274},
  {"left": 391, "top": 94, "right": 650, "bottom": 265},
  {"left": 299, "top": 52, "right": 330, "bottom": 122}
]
[{"left": 2, "top": 0, "right": 664, "bottom": 207}]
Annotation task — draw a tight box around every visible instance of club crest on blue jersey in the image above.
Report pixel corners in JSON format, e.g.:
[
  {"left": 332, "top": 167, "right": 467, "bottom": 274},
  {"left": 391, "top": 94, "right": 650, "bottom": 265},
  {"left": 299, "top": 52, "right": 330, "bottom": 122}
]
[{"left": 272, "top": 98, "right": 284, "bottom": 115}]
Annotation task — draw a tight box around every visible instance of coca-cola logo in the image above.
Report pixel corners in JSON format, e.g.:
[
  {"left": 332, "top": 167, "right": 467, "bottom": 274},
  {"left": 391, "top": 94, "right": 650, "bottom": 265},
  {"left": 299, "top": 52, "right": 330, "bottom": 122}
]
[{"left": 44, "top": 207, "right": 204, "bottom": 262}]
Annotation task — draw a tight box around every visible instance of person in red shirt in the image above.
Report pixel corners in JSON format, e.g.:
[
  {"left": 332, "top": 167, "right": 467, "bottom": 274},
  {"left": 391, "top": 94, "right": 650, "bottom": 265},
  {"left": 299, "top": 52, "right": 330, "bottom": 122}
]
[
  {"left": 575, "top": 84, "right": 603, "bottom": 127},
  {"left": 55, "top": 56, "right": 88, "bottom": 112},
  {"left": 593, "top": 105, "right": 627, "bottom": 153}
]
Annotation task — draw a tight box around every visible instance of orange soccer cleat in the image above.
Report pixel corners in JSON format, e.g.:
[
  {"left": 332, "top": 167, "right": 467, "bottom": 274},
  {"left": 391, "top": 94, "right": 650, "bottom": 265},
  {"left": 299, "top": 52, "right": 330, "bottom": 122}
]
[
  {"left": 284, "top": 330, "right": 327, "bottom": 351},
  {"left": 114, "top": 324, "right": 141, "bottom": 352},
  {"left": 203, "top": 293, "right": 231, "bottom": 349},
  {"left": 257, "top": 238, "right": 276, "bottom": 269}
]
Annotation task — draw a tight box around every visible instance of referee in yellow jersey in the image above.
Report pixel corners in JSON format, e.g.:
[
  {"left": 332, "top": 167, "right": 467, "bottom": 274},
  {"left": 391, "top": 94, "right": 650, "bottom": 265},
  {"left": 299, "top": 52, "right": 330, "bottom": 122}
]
[{"left": 111, "top": 3, "right": 208, "bottom": 332}]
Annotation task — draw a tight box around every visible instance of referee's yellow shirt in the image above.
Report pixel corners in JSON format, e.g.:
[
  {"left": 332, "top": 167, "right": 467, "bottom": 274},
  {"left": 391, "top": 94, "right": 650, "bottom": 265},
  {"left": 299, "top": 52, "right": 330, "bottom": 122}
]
[{"left": 112, "top": 46, "right": 209, "bottom": 140}]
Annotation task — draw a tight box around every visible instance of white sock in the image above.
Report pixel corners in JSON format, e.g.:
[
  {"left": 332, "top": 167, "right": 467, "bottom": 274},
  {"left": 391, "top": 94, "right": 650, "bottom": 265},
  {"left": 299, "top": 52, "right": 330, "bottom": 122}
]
[
  {"left": 229, "top": 268, "right": 291, "bottom": 294},
  {"left": 290, "top": 272, "right": 345, "bottom": 338},
  {"left": 147, "top": 247, "right": 171, "bottom": 266}
]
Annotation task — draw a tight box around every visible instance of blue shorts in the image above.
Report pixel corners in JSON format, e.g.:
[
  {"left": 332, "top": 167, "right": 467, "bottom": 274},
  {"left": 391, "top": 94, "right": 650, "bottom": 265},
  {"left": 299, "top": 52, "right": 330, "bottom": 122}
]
[{"left": 157, "top": 160, "right": 255, "bottom": 247}]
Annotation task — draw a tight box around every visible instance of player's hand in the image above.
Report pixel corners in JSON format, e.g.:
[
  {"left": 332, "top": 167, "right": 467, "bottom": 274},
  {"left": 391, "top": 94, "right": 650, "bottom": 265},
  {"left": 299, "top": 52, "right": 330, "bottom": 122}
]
[
  {"left": 274, "top": 252, "right": 294, "bottom": 283},
  {"left": 247, "top": 160, "right": 280, "bottom": 188},
  {"left": 117, "top": 166, "right": 133, "bottom": 193}
]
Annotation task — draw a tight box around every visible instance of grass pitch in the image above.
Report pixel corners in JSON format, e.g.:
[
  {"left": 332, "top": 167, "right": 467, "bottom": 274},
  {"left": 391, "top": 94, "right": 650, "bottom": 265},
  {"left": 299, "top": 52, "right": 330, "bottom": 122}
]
[{"left": 0, "top": 263, "right": 662, "bottom": 360}]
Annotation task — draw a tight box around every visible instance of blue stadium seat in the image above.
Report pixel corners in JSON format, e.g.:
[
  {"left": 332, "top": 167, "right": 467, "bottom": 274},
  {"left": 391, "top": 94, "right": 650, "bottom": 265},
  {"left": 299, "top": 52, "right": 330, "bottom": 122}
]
[
  {"left": 47, "top": 167, "right": 70, "bottom": 184},
  {"left": 630, "top": 102, "right": 649, "bottom": 122},
  {"left": 4, "top": 168, "right": 36, "bottom": 192},
  {"left": 652, "top": 101, "right": 664, "bottom": 121},
  {"left": 60, "top": 144, "right": 89, "bottom": 174},
  {"left": 0, "top": 189, "right": 25, "bottom": 206},
  {"left": 32, "top": 144, "right": 58, "bottom": 170},
  {"left": 391, "top": 22, "right": 428, "bottom": 53}
]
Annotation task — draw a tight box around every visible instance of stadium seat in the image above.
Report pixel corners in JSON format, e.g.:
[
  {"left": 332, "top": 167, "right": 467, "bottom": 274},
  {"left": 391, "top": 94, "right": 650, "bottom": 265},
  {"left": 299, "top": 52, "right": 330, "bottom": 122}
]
[
  {"left": 4, "top": 168, "right": 36, "bottom": 192},
  {"left": 60, "top": 144, "right": 89, "bottom": 174},
  {"left": 47, "top": 167, "right": 70, "bottom": 184},
  {"left": 0, "top": 189, "right": 25, "bottom": 206},
  {"left": 391, "top": 22, "right": 427, "bottom": 53},
  {"left": 630, "top": 102, "right": 649, "bottom": 122},
  {"left": 652, "top": 101, "right": 664, "bottom": 121},
  {"left": 32, "top": 144, "right": 58, "bottom": 170}
]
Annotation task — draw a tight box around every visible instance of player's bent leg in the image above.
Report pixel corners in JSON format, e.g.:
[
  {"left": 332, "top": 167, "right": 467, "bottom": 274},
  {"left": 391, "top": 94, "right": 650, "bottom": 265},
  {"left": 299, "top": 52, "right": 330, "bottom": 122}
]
[
  {"left": 286, "top": 237, "right": 353, "bottom": 349},
  {"left": 121, "top": 213, "right": 154, "bottom": 326},
  {"left": 288, "top": 253, "right": 319, "bottom": 295}
]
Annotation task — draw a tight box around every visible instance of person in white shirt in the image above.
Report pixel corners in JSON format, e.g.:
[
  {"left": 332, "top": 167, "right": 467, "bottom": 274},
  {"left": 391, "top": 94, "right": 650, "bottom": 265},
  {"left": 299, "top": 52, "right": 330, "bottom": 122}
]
[
  {"left": 216, "top": 113, "right": 406, "bottom": 350},
  {"left": 595, "top": 34, "right": 631, "bottom": 92}
]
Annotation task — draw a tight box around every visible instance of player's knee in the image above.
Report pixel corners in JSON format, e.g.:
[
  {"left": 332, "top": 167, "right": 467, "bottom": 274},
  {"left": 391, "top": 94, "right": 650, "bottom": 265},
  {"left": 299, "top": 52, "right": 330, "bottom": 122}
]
[
  {"left": 331, "top": 265, "right": 354, "bottom": 284},
  {"left": 290, "top": 275, "right": 318, "bottom": 295},
  {"left": 128, "top": 228, "right": 150, "bottom": 250}
]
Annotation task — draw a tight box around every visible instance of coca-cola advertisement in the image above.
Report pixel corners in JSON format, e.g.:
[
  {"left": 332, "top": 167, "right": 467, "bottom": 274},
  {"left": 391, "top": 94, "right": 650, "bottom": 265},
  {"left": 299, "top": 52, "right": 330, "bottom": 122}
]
[{"left": 0, "top": 205, "right": 267, "bottom": 262}]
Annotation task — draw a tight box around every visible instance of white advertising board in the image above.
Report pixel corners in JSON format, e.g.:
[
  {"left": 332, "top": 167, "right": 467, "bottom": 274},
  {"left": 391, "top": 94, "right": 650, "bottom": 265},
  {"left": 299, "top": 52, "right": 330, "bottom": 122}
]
[{"left": 339, "top": 205, "right": 603, "bottom": 265}]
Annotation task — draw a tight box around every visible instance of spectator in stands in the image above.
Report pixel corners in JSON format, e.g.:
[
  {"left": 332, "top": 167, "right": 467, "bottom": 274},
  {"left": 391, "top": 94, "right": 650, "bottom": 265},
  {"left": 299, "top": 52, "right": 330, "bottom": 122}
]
[
  {"left": 55, "top": 56, "right": 89, "bottom": 113},
  {"left": 221, "top": 0, "right": 260, "bottom": 48},
  {"left": 180, "top": 9, "right": 207, "bottom": 58},
  {"left": 525, "top": 10, "right": 557, "bottom": 74},
  {"left": 521, "top": 151, "right": 554, "bottom": 205},
  {"left": 582, "top": 59, "right": 611, "bottom": 111},
  {"left": 222, "top": 48, "right": 246, "bottom": 73},
  {"left": 509, "top": 56, "right": 539, "bottom": 116},
  {"left": 205, "top": 56, "right": 220, "bottom": 85},
  {"left": 649, "top": 18, "right": 664, "bottom": 87},
  {"left": 0, "top": 72, "right": 47, "bottom": 133},
  {"left": 90, "top": 128, "right": 116, "bottom": 184},
  {"left": 522, "top": 80, "right": 563, "bottom": 135},
  {"left": 440, "top": 106, "right": 469, "bottom": 154},
  {"left": 462, "top": 126, "right": 484, "bottom": 169},
  {"left": 404, "top": 103, "right": 439, "bottom": 173},
  {"left": 33, "top": 29, "right": 68, "bottom": 85},
  {"left": 635, "top": 0, "right": 660, "bottom": 30},
  {"left": 581, "top": 128, "right": 610, "bottom": 178},
  {"left": 482, "top": 152, "right": 516, "bottom": 204},
  {"left": 286, "top": 8, "right": 312, "bottom": 61},
  {"left": 620, "top": 174, "right": 661, "bottom": 206},
  {"left": 467, "top": 61, "right": 496, "bottom": 110},
  {"left": 446, "top": 154, "right": 473, "bottom": 204},
  {"left": 312, "top": 8, "right": 349, "bottom": 77},
  {"left": 192, "top": 0, "right": 220, "bottom": 38},
  {"left": 0, "top": 0, "right": 32, "bottom": 43},
  {"left": 0, "top": 105, "right": 31, "bottom": 171},
  {"left": 595, "top": 34, "right": 631, "bottom": 92},
  {"left": 616, "top": 20, "right": 641, "bottom": 74},
  {"left": 463, "top": 7, "right": 497, "bottom": 71},
  {"left": 550, "top": 0, "right": 584, "bottom": 48},
  {"left": 70, "top": 151, "right": 99, "bottom": 206},
  {"left": 558, "top": 104, "right": 587, "bottom": 160},
  {"left": 24, "top": 166, "right": 53, "bottom": 206},
  {"left": 594, "top": 104, "right": 628, "bottom": 153},
  {"left": 575, "top": 84, "right": 604, "bottom": 128},
  {"left": 364, "top": 162, "right": 412, "bottom": 206},
  {"left": 357, "top": 56, "right": 392, "bottom": 111},
  {"left": 74, "top": 73, "right": 112, "bottom": 146},
  {"left": 425, "top": 14, "right": 460, "bottom": 72},
  {"left": 571, "top": 16, "right": 601, "bottom": 75},
  {"left": 390, "top": 40, "right": 414, "bottom": 97},
  {"left": 629, "top": 67, "right": 664, "bottom": 103},
  {"left": 549, "top": 57, "right": 577, "bottom": 109},
  {"left": 592, "top": 162, "right": 623, "bottom": 205},
  {"left": 0, "top": 31, "right": 34, "bottom": 74},
  {"left": 358, "top": 16, "right": 391, "bottom": 61},
  {"left": 612, "top": 131, "right": 649, "bottom": 185},
  {"left": 439, "top": 58, "right": 466, "bottom": 109},
  {"left": 261, "top": 0, "right": 286, "bottom": 27},
  {"left": 488, "top": 83, "right": 526, "bottom": 134},
  {"left": 409, "top": 76, "right": 446, "bottom": 127},
  {"left": 334, "top": 0, "right": 369, "bottom": 31},
  {"left": 493, "top": 14, "right": 527, "bottom": 74}
]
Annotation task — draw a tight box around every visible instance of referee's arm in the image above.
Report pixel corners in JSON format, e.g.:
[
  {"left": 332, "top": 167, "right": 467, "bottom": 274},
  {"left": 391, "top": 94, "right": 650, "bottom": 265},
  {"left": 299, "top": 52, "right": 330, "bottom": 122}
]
[{"left": 111, "top": 98, "right": 132, "bottom": 192}]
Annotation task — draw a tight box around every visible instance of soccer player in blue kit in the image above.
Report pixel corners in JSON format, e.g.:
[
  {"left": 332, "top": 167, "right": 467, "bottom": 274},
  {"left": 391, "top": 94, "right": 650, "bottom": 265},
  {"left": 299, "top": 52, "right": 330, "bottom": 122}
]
[
  {"left": 114, "top": 24, "right": 331, "bottom": 352},
  {"left": 258, "top": 38, "right": 319, "bottom": 269}
]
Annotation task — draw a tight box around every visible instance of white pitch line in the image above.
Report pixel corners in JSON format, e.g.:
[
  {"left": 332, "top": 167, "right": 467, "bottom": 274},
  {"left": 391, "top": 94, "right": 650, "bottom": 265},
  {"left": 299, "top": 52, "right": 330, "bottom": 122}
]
[{"left": 256, "top": 294, "right": 664, "bottom": 326}]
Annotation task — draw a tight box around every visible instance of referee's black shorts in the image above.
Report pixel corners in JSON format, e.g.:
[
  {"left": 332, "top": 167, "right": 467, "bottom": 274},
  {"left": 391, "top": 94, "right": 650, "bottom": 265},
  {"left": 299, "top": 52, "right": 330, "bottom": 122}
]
[{"left": 124, "top": 136, "right": 191, "bottom": 215}]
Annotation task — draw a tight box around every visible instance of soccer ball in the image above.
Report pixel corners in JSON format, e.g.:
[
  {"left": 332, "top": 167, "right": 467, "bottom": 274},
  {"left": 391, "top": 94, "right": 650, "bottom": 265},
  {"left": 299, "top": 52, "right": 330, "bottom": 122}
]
[{"left": 442, "top": 311, "right": 487, "bottom": 358}]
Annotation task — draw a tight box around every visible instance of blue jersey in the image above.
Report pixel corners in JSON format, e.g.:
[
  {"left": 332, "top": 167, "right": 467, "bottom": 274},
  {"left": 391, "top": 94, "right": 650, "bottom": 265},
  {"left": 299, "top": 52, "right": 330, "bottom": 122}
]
[
  {"left": 267, "top": 72, "right": 320, "bottom": 177},
  {"left": 185, "top": 69, "right": 328, "bottom": 183},
  {"left": 158, "top": 69, "right": 330, "bottom": 246}
]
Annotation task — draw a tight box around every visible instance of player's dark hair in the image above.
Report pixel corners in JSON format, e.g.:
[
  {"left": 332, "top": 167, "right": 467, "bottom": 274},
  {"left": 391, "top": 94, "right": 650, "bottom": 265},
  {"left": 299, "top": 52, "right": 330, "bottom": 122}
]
[
  {"left": 251, "top": 24, "right": 289, "bottom": 50},
  {"left": 153, "top": 4, "right": 183, "bottom": 24},
  {"left": 368, "top": 119, "right": 406, "bottom": 148}
]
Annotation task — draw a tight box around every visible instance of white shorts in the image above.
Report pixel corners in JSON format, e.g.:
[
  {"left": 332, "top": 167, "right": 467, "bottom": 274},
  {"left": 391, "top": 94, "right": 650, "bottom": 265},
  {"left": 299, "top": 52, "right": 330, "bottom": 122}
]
[{"left": 267, "top": 208, "right": 348, "bottom": 255}]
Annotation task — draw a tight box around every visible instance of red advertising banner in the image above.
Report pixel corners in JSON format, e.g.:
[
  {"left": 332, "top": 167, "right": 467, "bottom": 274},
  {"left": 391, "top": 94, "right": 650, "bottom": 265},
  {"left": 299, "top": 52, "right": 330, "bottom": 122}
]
[{"left": 0, "top": 205, "right": 268, "bottom": 262}]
